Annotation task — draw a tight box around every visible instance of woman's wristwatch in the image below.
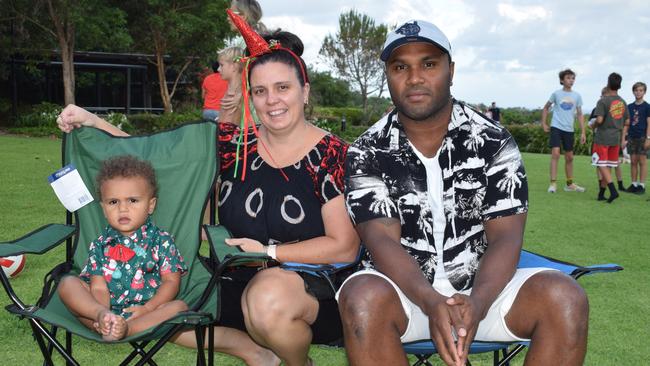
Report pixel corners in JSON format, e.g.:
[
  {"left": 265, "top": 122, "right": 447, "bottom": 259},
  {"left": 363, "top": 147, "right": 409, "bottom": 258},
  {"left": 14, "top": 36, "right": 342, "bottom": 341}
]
[{"left": 266, "top": 244, "right": 277, "bottom": 260}]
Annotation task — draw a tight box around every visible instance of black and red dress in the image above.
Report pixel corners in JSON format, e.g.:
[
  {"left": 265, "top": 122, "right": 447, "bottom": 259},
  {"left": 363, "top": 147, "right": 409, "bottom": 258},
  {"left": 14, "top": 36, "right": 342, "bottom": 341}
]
[{"left": 216, "top": 123, "right": 349, "bottom": 343}]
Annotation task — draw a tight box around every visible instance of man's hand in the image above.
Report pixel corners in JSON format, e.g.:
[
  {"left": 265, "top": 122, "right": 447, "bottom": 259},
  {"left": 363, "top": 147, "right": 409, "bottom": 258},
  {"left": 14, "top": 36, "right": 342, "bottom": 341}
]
[
  {"left": 580, "top": 132, "right": 586, "bottom": 145},
  {"left": 423, "top": 296, "right": 464, "bottom": 366},
  {"left": 446, "top": 294, "right": 483, "bottom": 365},
  {"left": 542, "top": 123, "right": 550, "bottom": 133},
  {"left": 644, "top": 138, "right": 650, "bottom": 151}
]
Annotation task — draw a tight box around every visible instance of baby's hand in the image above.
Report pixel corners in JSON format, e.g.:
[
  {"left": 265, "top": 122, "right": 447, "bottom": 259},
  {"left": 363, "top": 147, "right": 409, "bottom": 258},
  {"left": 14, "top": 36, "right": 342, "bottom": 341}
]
[{"left": 123, "top": 304, "right": 152, "bottom": 320}]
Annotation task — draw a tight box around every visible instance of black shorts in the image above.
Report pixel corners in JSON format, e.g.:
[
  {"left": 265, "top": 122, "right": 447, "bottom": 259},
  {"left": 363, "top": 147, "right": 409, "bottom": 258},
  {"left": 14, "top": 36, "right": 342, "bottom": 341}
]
[
  {"left": 549, "top": 127, "right": 574, "bottom": 151},
  {"left": 217, "top": 267, "right": 343, "bottom": 345}
]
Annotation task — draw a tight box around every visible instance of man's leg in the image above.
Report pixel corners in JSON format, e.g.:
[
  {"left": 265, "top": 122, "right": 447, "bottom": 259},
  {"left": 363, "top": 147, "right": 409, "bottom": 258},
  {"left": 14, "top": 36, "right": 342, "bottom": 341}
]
[
  {"left": 564, "top": 150, "right": 574, "bottom": 182},
  {"left": 338, "top": 275, "right": 409, "bottom": 366},
  {"left": 549, "top": 147, "right": 560, "bottom": 192},
  {"left": 639, "top": 154, "right": 648, "bottom": 192},
  {"left": 504, "top": 271, "right": 589, "bottom": 366}
]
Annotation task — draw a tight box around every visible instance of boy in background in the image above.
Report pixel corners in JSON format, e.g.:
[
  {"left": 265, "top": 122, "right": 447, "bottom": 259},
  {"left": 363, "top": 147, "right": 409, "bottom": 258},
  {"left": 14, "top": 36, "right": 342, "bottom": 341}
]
[
  {"left": 625, "top": 82, "right": 650, "bottom": 194},
  {"left": 541, "top": 69, "right": 587, "bottom": 193},
  {"left": 592, "top": 73, "right": 630, "bottom": 203},
  {"left": 202, "top": 61, "right": 229, "bottom": 122}
]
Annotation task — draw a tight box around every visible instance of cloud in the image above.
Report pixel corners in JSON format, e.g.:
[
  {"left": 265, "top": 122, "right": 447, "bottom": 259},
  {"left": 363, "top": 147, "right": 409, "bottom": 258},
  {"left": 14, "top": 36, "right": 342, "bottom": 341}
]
[
  {"left": 261, "top": 0, "right": 650, "bottom": 109},
  {"left": 497, "top": 3, "right": 549, "bottom": 23}
]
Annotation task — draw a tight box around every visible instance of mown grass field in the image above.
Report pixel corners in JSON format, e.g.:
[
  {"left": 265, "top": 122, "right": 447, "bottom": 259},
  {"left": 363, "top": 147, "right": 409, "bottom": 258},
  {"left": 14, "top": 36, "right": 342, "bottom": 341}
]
[{"left": 0, "top": 133, "right": 647, "bottom": 365}]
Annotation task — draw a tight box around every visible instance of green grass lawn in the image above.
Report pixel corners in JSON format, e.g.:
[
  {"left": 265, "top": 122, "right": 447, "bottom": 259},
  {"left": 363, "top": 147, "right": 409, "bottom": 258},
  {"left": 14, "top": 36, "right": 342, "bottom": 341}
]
[{"left": 0, "top": 134, "right": 648, "bottom": 365}]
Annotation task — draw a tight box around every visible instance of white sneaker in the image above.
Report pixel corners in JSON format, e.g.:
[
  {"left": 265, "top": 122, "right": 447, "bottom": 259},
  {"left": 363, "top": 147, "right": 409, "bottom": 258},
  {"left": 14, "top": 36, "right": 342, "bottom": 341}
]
[
  {"left": 548, "top": 183, "right": 557, "bottom": 193},
  {"left": 564, "top": 183, "right": 586, "bottom": 192}
]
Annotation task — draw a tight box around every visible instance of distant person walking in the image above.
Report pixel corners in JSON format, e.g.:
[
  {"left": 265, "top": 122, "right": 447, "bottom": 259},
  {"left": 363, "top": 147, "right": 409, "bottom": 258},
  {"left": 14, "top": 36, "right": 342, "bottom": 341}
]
[
  {"left": 592, "top": 73, "right": 630, "bottom": 203},
  {"left": 489, "top": 101, "right": 501, "bottom": 122},
  {"left": 201, "top": 61, "right": 229, "bottom": 121},
  {"left": 541, "top": 69, "right": 587, "bottom": 193},
  {"left": 625, "top": 82, "right": 650, "bottom": 194}
]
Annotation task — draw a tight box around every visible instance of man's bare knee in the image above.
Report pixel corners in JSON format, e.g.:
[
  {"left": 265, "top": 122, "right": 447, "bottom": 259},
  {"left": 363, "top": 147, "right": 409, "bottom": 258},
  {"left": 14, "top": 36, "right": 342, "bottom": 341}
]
[
  {"left": 338, "top": 275, "right": 406, "bottom": 338},
  {"left": 508, "top": 271, "right": 589, "bottom": 340}
]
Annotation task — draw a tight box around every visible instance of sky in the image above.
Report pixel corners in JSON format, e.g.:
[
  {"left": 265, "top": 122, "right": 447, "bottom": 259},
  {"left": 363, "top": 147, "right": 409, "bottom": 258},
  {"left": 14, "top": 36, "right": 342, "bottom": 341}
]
[{"left": 262, "top": 0, "right": 650, "bottom": 110}]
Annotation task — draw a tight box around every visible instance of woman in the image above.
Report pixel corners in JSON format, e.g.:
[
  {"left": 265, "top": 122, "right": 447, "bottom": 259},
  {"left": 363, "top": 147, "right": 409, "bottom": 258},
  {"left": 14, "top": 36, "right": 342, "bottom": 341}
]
[{"left": 57, "top": 29, "right": 359, "bottom": 366}]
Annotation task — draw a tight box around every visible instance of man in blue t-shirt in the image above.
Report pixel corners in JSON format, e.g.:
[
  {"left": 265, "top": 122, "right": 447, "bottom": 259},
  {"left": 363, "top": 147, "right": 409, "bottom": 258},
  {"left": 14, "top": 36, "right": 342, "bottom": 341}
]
[
  {"left": 625, "top": 81, "right": 650, "bottom": 194},
  {"left": 541, "top": 69, "right": 587, "bottom": 193}
]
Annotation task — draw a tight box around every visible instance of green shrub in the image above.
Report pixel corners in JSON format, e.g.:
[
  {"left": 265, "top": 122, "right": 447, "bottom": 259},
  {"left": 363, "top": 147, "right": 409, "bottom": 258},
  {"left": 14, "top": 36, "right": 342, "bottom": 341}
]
[
  {"left": 313, "top": 118, "right": 368, "bottom": 143},
  {"left": 313, "top": 106, "right": 365, "bottom": 126},
  {"left": 8, "top": 102, "right": 61, "bottom": 136},
  {"left": 127, "top": 111, "right": 201, "bottom": 134},
  {"left": 504, "top": 123, "right": 594, "bottom": 156}
]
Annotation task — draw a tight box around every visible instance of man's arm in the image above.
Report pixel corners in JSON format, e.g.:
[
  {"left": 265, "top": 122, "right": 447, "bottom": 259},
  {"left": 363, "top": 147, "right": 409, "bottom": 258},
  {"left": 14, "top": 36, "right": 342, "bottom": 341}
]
[
  {"left": 446, "top": 214, "right": 525, "bottom": 363},
  {"left": 622, "top": 118, "right": 630, "bottom": 148},
  {"left": 645, "top": 115, "right": 650, "bottom": 150},
  {"left": 470, "top": 214, "right": 525, "bottom": 317},
  {"left": 577, "top": 106, "right": 586, "bottom": 144},
  {"left": 356, "top": 218, "right": 463, "bottom": 366},
  {"left": 541, "top": 101, "right": 552, "bottom": 132}
]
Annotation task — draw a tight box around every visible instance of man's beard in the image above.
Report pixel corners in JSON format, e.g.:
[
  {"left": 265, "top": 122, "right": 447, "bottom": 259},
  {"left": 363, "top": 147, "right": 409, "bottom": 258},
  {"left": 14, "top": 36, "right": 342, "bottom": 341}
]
[{"left": 390, "top": 83, "right": 451, "bottom": 122}]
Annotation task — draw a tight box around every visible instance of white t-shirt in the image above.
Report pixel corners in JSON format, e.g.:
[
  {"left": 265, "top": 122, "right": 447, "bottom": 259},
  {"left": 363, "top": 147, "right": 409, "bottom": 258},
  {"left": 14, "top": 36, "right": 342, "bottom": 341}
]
[{"left": 409, "top": 142, "right": 457, "bottom": 296}]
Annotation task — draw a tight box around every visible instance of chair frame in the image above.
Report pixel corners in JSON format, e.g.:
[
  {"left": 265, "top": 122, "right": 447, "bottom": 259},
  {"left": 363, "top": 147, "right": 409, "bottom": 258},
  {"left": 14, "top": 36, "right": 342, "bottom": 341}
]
[
  {"left": 402, "top": 249, "right": 623, "bottom": 366},
  {"left": 1, "top": 122, "right": 222, "bottom": 366}
]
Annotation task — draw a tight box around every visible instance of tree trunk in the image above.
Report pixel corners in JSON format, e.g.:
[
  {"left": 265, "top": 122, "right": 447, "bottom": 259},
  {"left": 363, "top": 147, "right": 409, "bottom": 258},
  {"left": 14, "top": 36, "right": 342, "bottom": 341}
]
[
  {"left": 155, "top": 51, "right": 173, "bottom": 114},
  {"left": 47, "top": 0, "right": 75, "bottom": 105},
  {"left": 60, "top": 38, "right": 75, "bottom": 105}
]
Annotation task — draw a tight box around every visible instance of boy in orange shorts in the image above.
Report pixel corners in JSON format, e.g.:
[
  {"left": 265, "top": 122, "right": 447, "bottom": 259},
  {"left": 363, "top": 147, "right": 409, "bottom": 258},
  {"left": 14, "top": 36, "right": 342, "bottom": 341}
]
[{"left": 592, "top": 73, "right": 630, "bottom": 202}]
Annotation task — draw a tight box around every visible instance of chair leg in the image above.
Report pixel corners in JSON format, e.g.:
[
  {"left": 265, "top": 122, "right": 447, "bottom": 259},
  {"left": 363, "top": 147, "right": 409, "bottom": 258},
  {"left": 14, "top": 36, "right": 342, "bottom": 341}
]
[
  {"left": 29, "top": 319, "right": 79, "bottom": 366},
  {"left": 132, "top": 324, "right": 184, "bottom": 366},
  {"left": 412, "top": 354, "right": 434, "bottom": 366},
  {"left": 195, "top": 326, "right": 206, "bottom": 366},
  {"left": 66, "top": 330, "right": 74, "bottom": 366},
  {"left": 208, "top": 325, "right": 214, "bottom": 366},
  {"left": 42, "top": 325, "right": 57, "bottom": 366},
  {"left": 496, "top": 344, "right": 527, "bottom": 366}
]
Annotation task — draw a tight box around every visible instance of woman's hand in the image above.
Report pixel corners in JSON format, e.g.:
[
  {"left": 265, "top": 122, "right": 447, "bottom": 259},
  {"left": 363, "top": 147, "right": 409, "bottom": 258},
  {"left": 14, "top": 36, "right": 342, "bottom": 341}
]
[
  {"left": 56, "top": 104, "right": 130, "bottom": 136},
  {"left": 56, "top": 104, "right": 98, "bottom": 133},
  {"left": 225, "top": 237, "right": 266, "bottom": 253}
]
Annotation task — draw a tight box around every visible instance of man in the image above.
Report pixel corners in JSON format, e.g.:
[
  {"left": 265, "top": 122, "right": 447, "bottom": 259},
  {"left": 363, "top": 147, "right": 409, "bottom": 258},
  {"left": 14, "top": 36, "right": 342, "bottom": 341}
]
[
  {"left": 541, "top": 69, "right": 587, "bottom": 193},
  {"left": 489, "top": 101, "right": 501, "bottom": 122},
  {"left": 337, "top": 19, "right": 589, "bottom": 366},
  {"left": 201, "top": 61, "right": 229, "bottom": 122}
]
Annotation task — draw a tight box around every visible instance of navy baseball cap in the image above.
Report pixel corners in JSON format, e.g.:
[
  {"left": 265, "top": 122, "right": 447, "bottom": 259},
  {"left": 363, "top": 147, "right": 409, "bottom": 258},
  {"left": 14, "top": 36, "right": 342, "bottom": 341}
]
[{"left": 381, "top": 20, "right": 452, "bottom": 61}]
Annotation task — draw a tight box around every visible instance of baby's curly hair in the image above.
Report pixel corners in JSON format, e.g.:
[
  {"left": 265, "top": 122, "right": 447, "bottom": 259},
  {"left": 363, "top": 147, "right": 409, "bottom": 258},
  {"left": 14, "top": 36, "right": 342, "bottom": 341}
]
[{"left": 95, "top": 155, "right": 158, "bottom": 200}]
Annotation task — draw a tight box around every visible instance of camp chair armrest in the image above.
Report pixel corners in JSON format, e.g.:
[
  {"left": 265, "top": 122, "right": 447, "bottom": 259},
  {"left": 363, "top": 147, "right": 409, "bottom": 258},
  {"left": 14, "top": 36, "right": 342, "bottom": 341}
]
[
  {"left": 203, "top": 224, "right": 271, "bottom": 266},
  {"left": 0, "top": 224, "right": 76, "bottom": 257}
]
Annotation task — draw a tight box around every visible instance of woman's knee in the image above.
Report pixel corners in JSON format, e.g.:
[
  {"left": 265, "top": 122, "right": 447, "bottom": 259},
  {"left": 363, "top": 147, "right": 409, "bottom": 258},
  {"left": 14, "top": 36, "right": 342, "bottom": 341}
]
[{"left": 243, "top": 269, "right": 311, "bottom": 329}]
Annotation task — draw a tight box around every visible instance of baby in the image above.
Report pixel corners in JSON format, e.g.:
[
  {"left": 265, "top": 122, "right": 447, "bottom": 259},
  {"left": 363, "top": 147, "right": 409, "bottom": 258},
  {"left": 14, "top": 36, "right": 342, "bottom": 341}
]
[{"left": 58, "top": 155, "right": 187, "bottom": 341}]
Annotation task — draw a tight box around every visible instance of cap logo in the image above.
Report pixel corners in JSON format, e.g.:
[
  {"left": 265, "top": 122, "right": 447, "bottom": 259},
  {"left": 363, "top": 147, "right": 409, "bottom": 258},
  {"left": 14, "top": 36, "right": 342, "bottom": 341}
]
[{"left": 395, "top": 21, "right": 421, "bottom": 37}]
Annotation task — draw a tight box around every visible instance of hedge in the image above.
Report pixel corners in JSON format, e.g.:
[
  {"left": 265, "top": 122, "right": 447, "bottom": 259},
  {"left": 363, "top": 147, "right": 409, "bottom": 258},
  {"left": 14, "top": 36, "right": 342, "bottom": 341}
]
[
  {"left": 504, "top": 123, "right": 594, "bottom": 156},
  {"left": 7, "top": 103, "right": 598, "bottom": 157}
]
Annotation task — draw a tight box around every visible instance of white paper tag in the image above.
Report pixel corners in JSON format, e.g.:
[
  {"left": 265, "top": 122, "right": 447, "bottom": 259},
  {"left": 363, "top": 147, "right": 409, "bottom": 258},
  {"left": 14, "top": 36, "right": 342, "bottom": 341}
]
[{"left": 48, "top": 164, "right": 94, "bottom": 212}]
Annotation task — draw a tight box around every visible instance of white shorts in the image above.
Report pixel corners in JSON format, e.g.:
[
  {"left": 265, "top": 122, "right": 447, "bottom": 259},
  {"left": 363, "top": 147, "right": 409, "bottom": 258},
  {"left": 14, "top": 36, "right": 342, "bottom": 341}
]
[{"left": 336, "top": 267, "right": 555, "bottom": 343}]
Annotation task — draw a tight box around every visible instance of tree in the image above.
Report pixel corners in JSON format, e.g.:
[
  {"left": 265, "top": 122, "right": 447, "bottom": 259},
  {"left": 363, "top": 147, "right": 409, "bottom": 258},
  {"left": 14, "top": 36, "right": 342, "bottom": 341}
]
[
  {"left": 319, "top": 10, "right": 387, "bottom": 114},
  {"left": 3, "top": 0, "right": 131, "bottom": 106},
  {"left": 118, "top": 0, "right": 231, "bottom": 114},
  {"left": 308, "top": 68, "right": 359, "bottom": 107}
]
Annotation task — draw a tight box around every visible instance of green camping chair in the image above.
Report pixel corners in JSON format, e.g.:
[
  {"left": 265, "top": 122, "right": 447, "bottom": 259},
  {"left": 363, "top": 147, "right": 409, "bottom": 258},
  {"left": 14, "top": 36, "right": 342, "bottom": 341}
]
[{"left": 0, "top": 122, "right": 225, "bottom": 365}]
